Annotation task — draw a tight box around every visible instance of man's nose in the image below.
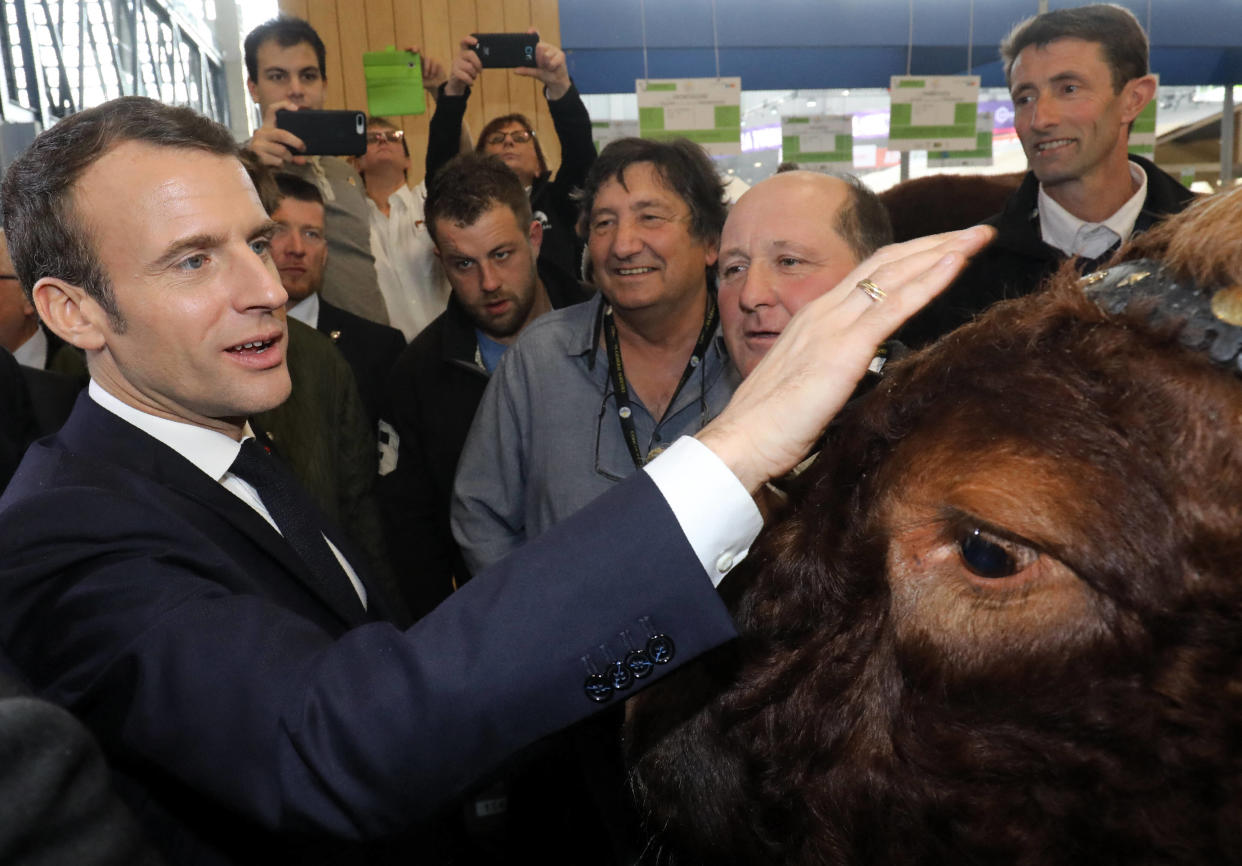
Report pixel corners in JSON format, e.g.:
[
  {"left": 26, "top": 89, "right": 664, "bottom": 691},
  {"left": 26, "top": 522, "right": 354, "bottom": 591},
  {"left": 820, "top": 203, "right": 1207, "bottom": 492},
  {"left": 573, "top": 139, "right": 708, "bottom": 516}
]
[
  {"left": 1031, "top": 93, "right": 1058, "bottom": 129},
  {"left": 479, "top": 260, "right": 502, "bottom": 292},
  {"left": 242, "top": 248, "right": 288, "bottom": 311},
  {"left": 737, "top": 261, "right": 779, "bottom": 312},
  {"left": 610, "top": 216, "right": 644, "bottom": 258}
]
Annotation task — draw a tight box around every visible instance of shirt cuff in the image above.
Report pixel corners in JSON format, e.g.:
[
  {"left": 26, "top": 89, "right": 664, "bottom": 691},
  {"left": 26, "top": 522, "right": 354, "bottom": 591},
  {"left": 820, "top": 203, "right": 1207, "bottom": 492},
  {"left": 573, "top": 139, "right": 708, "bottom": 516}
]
[{"left": 643, "top": 436, "right": 763, "bottom": 587}]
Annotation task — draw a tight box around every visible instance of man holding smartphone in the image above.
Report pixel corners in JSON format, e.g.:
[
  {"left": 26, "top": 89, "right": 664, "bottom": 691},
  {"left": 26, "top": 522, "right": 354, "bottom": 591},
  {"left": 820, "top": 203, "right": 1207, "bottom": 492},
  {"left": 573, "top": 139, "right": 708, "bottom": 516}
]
[
  {"left": 244, "top": 16, "right": 391, "bottom": 327},
  {"left": 425, "top": 32, "right": 597, "bottom": 297}
]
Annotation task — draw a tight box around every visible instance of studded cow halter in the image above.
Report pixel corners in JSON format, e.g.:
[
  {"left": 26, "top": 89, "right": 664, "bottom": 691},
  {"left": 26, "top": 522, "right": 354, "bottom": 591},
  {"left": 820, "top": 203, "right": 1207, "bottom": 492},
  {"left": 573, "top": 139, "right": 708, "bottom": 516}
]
[{"left": 1080, "top": 258, "right": 1242, "bottom": 374}]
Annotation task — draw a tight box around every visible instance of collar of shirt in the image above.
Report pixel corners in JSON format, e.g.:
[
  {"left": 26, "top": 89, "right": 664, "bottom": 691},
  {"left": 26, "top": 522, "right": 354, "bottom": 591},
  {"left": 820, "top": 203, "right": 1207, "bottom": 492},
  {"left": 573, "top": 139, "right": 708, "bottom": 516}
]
[
  {"left": 286, "top": 293, "right": 320, "bottom": 330},
  {"left": 1038, "top": 161, "right": 1147, "bottom": 258},
  {"left": 13, "top": 325, "right": 46, "bottom": 368},
  {"left": 88, "top": 379, "right": 249, "bottom": 481},
  {"left": 88, "top": 378, "right": 368, "bottom": 606},
  {"left": 366, "top": 183, "right": 416, "bottom": 220}
]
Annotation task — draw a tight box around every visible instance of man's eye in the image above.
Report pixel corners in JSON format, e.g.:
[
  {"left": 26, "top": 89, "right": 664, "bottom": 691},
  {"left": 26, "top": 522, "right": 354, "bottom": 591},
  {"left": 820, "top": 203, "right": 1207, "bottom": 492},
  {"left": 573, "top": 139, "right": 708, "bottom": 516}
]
[
  {"left": 720, "top": 263, "right": 745, "bottom": 279},
  {"left": 640, "top": 213, "right": 668, "bottom": 225},
  {"left": 591, "top": 218, "right": 615, "bottom": 233},
  {"left": 494, "top": 250, "right": 511, "bottom": 261},
  {"left": 957, "top": 527, "right": 1039, "bottom": 579},
  {"left": 302, "top": 71, "right": 321, "bottom": 82},
  {"left": 267, "top": 72, "right": 286, "bottom": 82},
  {"left": 179, "top": 254, "right": 207, "bottom": 271},
  {"left": 777, "top": 256, "right": 802, "bottom": 268},
  {"left": 250, "top": 239, "right": 271, "bottom": 256},
  {"left": 454, "top": 259, "right": 474, "bottom": 271}
]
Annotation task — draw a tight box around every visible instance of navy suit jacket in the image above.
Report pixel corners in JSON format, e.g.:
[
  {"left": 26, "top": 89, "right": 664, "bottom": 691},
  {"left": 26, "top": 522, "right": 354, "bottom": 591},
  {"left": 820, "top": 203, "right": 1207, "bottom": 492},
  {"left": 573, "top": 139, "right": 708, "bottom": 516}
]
[{"left": 0, "top": 394, "right": 735, "bottom": 865}]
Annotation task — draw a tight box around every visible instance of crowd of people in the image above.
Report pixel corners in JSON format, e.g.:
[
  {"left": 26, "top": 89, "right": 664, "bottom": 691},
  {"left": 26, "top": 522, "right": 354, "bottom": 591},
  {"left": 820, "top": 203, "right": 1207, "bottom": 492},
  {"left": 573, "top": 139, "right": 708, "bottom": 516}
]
[{"left": 0, "top": 3, "right": 1229, "bottom": 864}]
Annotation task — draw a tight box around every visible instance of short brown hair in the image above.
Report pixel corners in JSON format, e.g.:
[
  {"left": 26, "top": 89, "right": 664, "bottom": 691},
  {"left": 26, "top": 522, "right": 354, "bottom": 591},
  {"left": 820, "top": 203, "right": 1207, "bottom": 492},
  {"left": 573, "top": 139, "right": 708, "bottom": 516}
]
[
  {"left": 1, "top": 96, "right": 239, "bottom": 328},
  {"left": 1001, "top": 3, "right": 1148, "bottom": 92},
  {"left": 424, "top": 153, "right": 533, "bottom": 246}
]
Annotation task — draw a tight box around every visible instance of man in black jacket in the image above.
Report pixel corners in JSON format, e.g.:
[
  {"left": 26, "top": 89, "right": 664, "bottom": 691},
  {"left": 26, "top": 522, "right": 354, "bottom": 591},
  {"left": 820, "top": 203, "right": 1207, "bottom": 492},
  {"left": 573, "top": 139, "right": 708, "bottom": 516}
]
[
  {"left": 900, "top": 3, "right": 1194, "bottom": 349},
  {"left": 425, "top": 34, "right": 596, "bottom": 295},
  {"left": 378, "top": 153, "right": 589, "bottom": 619}
]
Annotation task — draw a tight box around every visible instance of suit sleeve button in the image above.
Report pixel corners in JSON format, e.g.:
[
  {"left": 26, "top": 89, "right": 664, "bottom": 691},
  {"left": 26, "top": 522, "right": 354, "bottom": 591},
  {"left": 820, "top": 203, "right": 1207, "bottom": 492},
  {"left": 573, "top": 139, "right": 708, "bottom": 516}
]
[
  {"left": 625, "top": 649, "right": 655, "bottom": 679},
  {"left": 608, "top": 660, "right": 634, "bottom": 691},
  {"left": 646, "top": 634, "right": 676, "bottom": 665},
  {"left": 584, "top": 673, "right": 613, "bottom": 703}
]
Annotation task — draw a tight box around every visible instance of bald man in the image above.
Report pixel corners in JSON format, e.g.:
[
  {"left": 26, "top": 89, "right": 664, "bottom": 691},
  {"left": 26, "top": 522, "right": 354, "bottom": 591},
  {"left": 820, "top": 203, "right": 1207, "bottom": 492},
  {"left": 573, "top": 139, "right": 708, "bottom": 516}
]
[{"left": 718, "top": 171, "right": 893, "bottom": 377}]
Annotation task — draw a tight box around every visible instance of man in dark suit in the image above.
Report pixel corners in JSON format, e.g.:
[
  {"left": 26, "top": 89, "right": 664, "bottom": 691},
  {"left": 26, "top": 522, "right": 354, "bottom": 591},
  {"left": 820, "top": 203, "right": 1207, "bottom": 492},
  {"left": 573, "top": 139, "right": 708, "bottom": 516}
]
[
  {"left": 269, "top": 173, "right": 406, "bottom": 428},
  {"left": 0, "top": 96, "right": 989, "bottom": 865}
]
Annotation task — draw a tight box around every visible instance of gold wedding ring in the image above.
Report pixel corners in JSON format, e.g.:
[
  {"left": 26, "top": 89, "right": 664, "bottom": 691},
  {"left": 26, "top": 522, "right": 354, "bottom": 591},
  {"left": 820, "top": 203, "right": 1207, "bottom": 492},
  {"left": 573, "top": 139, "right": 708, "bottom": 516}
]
[{"left": 856, "top": 278, "right": 886, "bottom": 302}]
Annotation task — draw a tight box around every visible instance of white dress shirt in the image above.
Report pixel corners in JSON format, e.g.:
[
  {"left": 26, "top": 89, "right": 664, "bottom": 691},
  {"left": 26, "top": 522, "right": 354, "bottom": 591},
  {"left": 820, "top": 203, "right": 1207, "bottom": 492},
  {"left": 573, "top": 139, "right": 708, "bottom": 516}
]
[
  {"left": 87, "top": 381, "right": 368, "bottom": 607},
  {"left": 88, "top": 385, "right": 759, "bottom": 594},
  {"left": 13, "top": 326, "right": 46, "bottom": 368},
  {"left": 286, "top": 293, "right": 320, "bottom": 330},
  {"left": 1039, "top": 161, "right": 1147, "bottom": 259},
  {"left": 644, "top": 436, "right": 763, "bottom": 586},
  {"left": 368, "top": 182, "right": 452, "bottom": 341}
]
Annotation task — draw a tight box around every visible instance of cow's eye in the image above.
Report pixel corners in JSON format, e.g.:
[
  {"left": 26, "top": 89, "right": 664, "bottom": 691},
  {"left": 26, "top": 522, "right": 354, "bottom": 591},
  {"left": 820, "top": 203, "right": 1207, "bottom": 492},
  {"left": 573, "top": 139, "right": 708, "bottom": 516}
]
[{"left": 958, "top": 527, "right": 1038, "bottom": 579}]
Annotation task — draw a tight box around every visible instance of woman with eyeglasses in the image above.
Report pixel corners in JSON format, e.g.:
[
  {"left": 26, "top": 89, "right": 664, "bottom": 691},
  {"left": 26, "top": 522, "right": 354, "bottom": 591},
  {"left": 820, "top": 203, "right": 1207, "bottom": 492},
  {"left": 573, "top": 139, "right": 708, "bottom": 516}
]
[{"left": 425, "top": 32, "right": 598, "bottom": 301}]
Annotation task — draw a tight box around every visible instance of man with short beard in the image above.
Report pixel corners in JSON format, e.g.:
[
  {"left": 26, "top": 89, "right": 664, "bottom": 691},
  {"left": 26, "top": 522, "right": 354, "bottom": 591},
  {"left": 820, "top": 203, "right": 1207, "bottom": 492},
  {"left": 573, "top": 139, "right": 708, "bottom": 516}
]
[{"left": 378, "top": 152, "right": 589, "bottom": 618}]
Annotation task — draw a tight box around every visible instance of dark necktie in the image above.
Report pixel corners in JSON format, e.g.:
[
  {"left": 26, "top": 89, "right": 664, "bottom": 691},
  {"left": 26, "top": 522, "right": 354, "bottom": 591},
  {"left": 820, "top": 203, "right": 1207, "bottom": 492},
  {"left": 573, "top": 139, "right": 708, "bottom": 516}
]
[{"left": 227, "top": 439, "right": 365, "bottom": 616}]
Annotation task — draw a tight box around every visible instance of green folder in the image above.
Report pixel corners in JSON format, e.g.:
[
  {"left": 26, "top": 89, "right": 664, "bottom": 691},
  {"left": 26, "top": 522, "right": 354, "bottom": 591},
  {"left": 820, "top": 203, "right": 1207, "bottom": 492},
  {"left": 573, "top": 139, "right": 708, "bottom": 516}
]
[{"left": 364, "top": 47, "right": 425, "bottom": 117}]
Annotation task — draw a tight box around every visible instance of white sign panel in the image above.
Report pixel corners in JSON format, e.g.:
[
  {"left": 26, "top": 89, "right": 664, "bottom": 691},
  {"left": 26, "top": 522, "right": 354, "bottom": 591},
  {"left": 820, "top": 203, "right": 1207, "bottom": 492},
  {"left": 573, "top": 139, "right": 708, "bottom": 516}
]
[
  {"left": 591, "top": 120, "right": 639, "bottom": 152},
  {"left": 637, "top": 77, "right": 742, "bottom": 156},
  {"left": 781, "top": 116, "right": 853, "bottom": 170},
  {"left": 889, "top": 75, "right": 980, "bottom": 152},
  {"left": 927, "top": 113, "right": 994, "bottom": 168}
]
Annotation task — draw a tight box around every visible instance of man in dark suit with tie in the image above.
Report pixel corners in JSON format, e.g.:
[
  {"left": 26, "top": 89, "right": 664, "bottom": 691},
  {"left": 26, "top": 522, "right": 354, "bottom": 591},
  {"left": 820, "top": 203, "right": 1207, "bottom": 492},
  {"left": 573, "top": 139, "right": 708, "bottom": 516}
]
[
  {"left": 0, "top": 96, "right": 989, "bottom": 865},
  {"left": 269, "top": 173, "right": 406, "bottom": 429}
]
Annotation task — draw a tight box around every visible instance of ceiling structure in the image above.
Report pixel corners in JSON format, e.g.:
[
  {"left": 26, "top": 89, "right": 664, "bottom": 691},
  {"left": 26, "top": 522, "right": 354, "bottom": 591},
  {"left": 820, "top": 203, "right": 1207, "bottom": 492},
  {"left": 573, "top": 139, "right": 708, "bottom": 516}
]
[{"left": 560, "top": 0, "right": 1242, "bottom": 94}]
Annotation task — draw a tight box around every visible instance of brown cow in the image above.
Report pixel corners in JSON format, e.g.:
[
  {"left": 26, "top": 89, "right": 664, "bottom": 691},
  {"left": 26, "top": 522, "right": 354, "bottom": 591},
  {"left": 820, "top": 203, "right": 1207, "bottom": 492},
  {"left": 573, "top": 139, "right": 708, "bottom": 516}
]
[{"left": 626, "top": 185, "right": 1242, "bottom": 865}]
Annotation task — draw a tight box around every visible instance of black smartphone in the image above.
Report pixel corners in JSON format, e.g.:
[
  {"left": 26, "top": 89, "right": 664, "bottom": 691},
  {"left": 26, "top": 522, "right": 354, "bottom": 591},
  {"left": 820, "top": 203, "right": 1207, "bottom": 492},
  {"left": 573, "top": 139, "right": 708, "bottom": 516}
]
[
  {"left": 275, "top": 109, "right": 366, "bottom": 156},
  {"left": 471, "top": 32, "right": 538, "bottom": 68}
]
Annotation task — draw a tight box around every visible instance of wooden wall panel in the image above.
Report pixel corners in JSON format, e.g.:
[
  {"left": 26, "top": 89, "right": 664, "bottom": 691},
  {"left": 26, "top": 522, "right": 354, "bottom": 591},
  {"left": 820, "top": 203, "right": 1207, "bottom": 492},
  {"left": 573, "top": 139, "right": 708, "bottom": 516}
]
[
  {"left": 447, "top": 2, "right": 484, "bottom": 151},
  {"left": 476, "top": 0, "right": 511, "bottom": 127},
  {"left": 504, "top": 0, "right": 540, "bottom": 144},
  {"left": 336, "top": 3, "right": 370, "bottom": 112},
  {"left": 390, "top": 0, "right": 429, "bottom": 175},
  {"left": 304, "top": 0, "right": 344, "bottom": 107},
  {"left": 277, "top": 0, "right": 564, "bottom": 184},
  {"left": 282, "top": 0, "right": 310, "bottom": 21},
  {"left": 530, "top": 0, "right": 563, "bottom": 171}
]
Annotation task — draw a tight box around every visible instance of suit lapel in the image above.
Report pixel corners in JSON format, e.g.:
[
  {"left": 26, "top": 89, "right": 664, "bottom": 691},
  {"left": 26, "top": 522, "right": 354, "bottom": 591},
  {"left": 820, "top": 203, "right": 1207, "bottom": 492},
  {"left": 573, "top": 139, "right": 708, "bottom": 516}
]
[{"left": 60, "top": 396, "right": 370, "bottom": 629}]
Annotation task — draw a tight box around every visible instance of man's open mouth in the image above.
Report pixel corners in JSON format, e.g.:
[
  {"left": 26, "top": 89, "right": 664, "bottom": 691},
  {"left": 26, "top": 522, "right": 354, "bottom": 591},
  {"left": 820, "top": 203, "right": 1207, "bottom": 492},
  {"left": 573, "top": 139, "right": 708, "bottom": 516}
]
[
  {"left": 228, "top": 338, "right": 277, "bottom": 354},
  {"left": 1036, "top": 138, "right": 1073, "bottom": 153}
]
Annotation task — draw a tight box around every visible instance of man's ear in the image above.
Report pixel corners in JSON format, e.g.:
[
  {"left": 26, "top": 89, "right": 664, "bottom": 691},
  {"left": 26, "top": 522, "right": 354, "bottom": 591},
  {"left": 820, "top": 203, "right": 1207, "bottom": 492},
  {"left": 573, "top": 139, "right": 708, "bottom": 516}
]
[
  {"left": 33, "top": 277, "right": 109, "bottom": 351},
  {"left": 1121, "top": 74, "right": 1157, "bottom": 125},
  {"left": 528, "top": 219, "right": 544, "bottom": 256},
  {"left": 703, "top": 238, "right": 720, "bottom": 269},
  {"left": 246, "top": 77, "right": 259, "bottom": 105}
]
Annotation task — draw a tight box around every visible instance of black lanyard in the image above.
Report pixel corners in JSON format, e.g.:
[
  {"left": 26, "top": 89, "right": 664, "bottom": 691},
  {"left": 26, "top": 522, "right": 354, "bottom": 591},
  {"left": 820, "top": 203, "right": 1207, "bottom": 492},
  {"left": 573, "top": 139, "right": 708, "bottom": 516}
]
[{"left": 598, "top": 293, "right": 719, "bottom": 470}]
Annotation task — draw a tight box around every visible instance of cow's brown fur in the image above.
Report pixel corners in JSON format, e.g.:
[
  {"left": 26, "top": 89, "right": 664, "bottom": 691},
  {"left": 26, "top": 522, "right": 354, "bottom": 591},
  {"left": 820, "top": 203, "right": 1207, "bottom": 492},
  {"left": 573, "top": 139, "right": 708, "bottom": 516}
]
[{"left": 626, "top": 186, "right": 1242, "bottom": 865}]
